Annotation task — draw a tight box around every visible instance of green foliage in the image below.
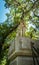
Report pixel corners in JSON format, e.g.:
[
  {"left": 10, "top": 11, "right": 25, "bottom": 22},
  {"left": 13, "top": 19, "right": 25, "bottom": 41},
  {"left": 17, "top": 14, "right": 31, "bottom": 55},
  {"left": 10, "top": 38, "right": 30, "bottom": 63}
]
[
  {"left": 4, "top": 30, "right": 16, "bottom": 47},
  {"left": 25, "top": 26, "right": 39, "bottom": 39},
  {"left": 5, "top": 0, "right": 39, "bottom": 30}
]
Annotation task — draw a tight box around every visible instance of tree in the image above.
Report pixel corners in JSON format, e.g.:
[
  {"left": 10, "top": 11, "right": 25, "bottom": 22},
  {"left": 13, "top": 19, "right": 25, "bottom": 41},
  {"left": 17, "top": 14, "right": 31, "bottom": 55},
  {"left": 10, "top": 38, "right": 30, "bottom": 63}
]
[{"left": 4, "top": 0, "right": 39, "bottom": 39}]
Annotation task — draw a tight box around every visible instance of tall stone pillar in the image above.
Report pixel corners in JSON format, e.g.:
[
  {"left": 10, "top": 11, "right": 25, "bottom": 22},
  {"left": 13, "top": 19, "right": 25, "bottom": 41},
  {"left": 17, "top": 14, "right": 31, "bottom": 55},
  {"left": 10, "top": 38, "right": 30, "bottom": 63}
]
[
  {"left": 8, "top": 22, "right": 39, "bottom": 65},
  {"left": 8, "top": 37, "right": 34, "bottom": 65}
]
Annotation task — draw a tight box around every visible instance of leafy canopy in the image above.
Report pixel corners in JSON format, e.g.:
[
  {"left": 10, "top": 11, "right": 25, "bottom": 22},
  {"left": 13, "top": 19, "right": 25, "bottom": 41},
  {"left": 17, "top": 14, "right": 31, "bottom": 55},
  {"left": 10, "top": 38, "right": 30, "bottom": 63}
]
[{"left": 4, "top": 0, "right": 39, "bottom": 39}]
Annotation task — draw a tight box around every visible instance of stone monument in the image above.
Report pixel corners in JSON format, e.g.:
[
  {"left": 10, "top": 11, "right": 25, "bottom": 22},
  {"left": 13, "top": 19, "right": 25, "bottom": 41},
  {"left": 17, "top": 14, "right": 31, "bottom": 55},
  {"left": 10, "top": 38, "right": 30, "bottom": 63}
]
[{"left": 8, "top": 22, "right": 39, "bottom": 65}]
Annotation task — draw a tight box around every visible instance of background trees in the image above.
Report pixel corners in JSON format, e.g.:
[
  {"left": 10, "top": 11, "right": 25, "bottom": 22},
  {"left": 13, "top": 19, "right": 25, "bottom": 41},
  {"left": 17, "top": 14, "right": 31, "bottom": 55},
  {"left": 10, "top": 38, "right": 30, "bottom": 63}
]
[{"left": 4, "top": 0, "right": 39, "bottom": 39}]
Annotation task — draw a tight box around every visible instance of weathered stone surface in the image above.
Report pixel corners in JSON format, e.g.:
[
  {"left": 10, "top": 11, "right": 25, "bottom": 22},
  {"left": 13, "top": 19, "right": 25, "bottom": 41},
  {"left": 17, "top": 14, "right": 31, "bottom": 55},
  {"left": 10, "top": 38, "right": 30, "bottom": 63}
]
[
  {"left": 8, "top": 37, "right": 39, "bottom": 56},
  {"left": 9, "top": 57, "right": 33, "bottom": 65},
  {"left": 8, "top": 38, "right": 39, "bottom": 65},
  {"left": 8, "top": 50, "right": 32, "bottom": 60},
  {"left": 15, "top": 37, "right": 31, "bottom": 51},
  {"left": 8, "top": 37, "right": 32, "bottom": 56}
]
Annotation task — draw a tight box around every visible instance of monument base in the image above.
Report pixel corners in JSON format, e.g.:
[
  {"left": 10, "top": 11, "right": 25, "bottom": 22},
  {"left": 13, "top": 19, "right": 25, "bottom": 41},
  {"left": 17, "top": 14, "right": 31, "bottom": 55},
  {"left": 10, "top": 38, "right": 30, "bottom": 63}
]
[{"left": 9, "top": 56, "right": 33, "bottom": 65}]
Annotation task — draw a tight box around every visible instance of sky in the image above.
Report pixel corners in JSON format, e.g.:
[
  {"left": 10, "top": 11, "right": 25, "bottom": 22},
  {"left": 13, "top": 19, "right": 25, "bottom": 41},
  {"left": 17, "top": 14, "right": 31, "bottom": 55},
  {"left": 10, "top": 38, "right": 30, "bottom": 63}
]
[{"left": 0, "top": 0, "right": 9, "bottom": 23}]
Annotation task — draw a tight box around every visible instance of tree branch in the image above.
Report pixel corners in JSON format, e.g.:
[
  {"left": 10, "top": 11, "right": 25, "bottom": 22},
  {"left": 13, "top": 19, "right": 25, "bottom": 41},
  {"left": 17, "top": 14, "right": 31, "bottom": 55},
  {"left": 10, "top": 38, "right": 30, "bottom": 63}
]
[{"left": 24, "top": 0, "right": 39, "bottom": 16}]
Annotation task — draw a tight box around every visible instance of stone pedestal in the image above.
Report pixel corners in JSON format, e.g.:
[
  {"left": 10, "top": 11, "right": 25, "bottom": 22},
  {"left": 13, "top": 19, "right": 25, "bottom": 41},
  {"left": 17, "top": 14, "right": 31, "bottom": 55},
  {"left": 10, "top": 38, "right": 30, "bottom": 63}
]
[
  {"left": 8, "top": 37, "right": 39, "bottom": 65},
  {"left": 9, "top": 57, "right": 33, "bottom": 65},
  {"left": 8, "top": 37, "right": 33, "bottom": 65}
]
